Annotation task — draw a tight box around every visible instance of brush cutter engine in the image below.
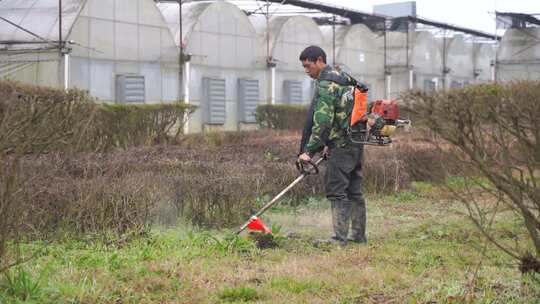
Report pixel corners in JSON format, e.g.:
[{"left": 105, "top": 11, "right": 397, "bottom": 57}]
[{"left": 350, "top": 99, "right": 411, "bottom": 146}]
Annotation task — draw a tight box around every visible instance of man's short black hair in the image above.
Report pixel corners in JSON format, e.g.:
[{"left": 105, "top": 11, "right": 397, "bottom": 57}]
[{"left": 299, "top": 45, "right": 326, "bottom": 63}]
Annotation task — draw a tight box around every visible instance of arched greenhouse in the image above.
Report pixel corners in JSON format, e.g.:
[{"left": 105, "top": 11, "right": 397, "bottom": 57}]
[
  {"left": 158, "top": 1, "right": 262, "bottom": 132},
  {"left": 444, "top": 35, "right": 475, "bottom": 88},
  {"left": 384, "top": 31, "right": 443, "bottom": 99},
  {"left": 0, "top": 0, "right": 180, "bottom": 103},
  {"left": 498, "top": 27, "right": 540, "bottom": 81},
  {"left": 473, "top": 42, "right": 495, "bottom": 83},
  {"left": 262, "top": 15, "right": 325, "bottom": 105}
]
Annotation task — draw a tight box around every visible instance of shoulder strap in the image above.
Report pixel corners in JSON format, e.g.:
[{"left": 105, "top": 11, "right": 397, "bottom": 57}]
[
  {"left": 319, "top": 70, "right": 369, "bottom": 93},
  {"left": 318, "top": 72, "right": 350, "bottom": 86},
  {"left": 341, "top": 71, "right": 369, "bottom": 93}
]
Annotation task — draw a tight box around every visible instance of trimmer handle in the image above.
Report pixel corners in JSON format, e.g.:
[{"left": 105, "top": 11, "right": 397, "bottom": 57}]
[
  {"left": 395, "top": 119, "right": 411, "bottom": 127},
  {"left": 295, "top": 157, "right": 324, "bottom": 175},
  {"left": 395, "top": 119, "right": 412, "bottom": 132}
]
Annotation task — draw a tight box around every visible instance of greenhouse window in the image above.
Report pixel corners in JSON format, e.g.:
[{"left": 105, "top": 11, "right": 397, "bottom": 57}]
[
  {"left": 284, "top": 80, "right": 303, "bottom": 105},
  {"left": 203, "top": 77, "right": 226, "bottom": 124},
  {"left": 238, "top": 79, "right": 259, "bottom": 123},
  {"left": 116, "top": 75, "right": 145, "bottom": 103},
  {"left": 451, "top": 81, "right": 463, "bottom": 89},
  {"left": 424, "top": 79, "right": 437, "bottom": 92}
]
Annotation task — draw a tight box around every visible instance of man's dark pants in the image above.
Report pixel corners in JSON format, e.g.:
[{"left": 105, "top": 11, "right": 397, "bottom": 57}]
[{"left": 325, "top": 143, "right": 366, "bottom": 242}]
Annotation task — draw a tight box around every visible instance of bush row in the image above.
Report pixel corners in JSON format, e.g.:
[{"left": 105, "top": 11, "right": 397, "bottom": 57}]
[
  {"left": 14, "top": 129, "right": 454, "bottom": 234},
  {"left": 0, "top": 80, "right": 195, "bottom": 153},
  {"left": 255, "top": 104, "right": 308, "bottom": 130},
  {"left": 91, "top": 103, "right": 194, "bottom": 150}
]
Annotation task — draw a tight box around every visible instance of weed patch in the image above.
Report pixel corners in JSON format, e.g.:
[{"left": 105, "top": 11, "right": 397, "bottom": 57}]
[
  {"left": 1, "top": 266, "right": 46, "bottom": 301},
  {"left": 269, "top": 277, "right": 324, "bottom": 294},
  {"left": 218, "top": 286, "right": 261, "bottom": 302},
  {"left": 388, "top": 190, "right": 420, "bottom": 204}
]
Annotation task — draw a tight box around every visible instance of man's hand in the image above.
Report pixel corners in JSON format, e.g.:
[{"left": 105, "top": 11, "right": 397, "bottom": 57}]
[
  {"left": 366, "top": 114, "right": 379, "bottom": 127},
  {"left": 298, "top": 152, "right": 311, "bottom": 163},
  {"left": 322, "top": 146, "right": 330, "bottom": 159}
]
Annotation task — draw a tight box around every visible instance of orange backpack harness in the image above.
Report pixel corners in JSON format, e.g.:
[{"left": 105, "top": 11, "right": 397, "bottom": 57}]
[{"left": 350, "top": 87, "right": 369, "bottom": 127}]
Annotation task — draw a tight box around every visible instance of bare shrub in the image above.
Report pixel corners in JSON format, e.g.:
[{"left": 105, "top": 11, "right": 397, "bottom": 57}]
[
  {"left": 166, "top": 138, "right": 325, "bottom": 227},
  {"left": 0, "top": 81, "right": 96, "bottom": 154},
  {"left": 16, "top": 150, "right": 174, "bottom": 236},
  {"left": 364, "top": 143, "right": 411, "bottom": 193},
  {"left": 0, "top": 80, "right": 194, "bottom": 271},
  {"left": 403, "top": 81, "right": 540, "bottom": 274},
  {"left": 5, "top": 125, "right": 441, "bottom": 241},
  {"left": 0, "top": 81, "right": 95, "bottom": 272},
  {"left": 166, "top": 130, "right": 417, "bottom": 226}
]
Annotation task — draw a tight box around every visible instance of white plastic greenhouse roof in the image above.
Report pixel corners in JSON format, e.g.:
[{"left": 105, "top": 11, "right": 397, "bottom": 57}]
[
  {"left": 158, "top": 1, "right": 212, "bottom": 45},
  {"left": 320, "top": 24, "right": 348, "bottom": 55},
  {"left": 158, "top": 1, "right": 251, "bottom": 46},
  {"left": 0, "top": 0, "right": 86, "bottom": 47},
  {"left": 266, "top": 16, "right": 321, "bottom": 51}
]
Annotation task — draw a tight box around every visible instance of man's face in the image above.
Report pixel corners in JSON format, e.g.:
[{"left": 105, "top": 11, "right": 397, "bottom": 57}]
[{"left": 302, "top": 57, "right": 325, "bottom": 79}]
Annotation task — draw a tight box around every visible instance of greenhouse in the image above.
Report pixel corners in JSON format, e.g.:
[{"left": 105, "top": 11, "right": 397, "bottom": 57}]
[
  {"left": 257, "top": 15, "right": 325, "bottom": 105},
  {"left": 384, "top": 30, "right": 443, "bottom": 99},
  {"left": 0, "top": 0, "right": 179, "bottom": 103},
  {"left": 444, "top": 35, "right": 475, "bottom": 88},
  {"left": 0, "top": 1, "right": 533, "bottom": 134},
  {"left": 473, "top": 42, "right": 495, "bottom": 83},
  {"left": 158, "top": 1, "right": 261, "bottom": 132},
  {"left": 497, "top": 27, "right": 540, "bottom": 81}
]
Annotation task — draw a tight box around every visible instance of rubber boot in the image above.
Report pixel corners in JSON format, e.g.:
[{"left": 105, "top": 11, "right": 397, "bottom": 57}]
[{"left": 331, "top": 200, "right": 351, "bottom": 242}]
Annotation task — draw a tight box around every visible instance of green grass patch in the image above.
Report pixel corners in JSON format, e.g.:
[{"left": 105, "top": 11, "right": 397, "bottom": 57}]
[
  {"left": 1, "top": 195, "right": 538, "bottom": 303},
  {"left": 218, "top": 286, "right": 261, "bottom": 302},
  {"left": 411, "top": 181, "right": 436, "bottom": 194},
  {"left": 445, "top": 175, "right": 493, "bottom": 190},
  {"left": 388, "top": 190, "right": 421, "bottom": 203},
  {"left": 1, "top": 267, "right": 45, "bottom": 301},
  {"left": 269, "top": 277, "right": 324, "bottom": 294}
]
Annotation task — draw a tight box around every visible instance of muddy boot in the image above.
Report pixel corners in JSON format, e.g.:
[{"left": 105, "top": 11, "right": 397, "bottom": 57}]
[
  {"left": 349, "top": 197, "right": 367, "bottom": 244},
  {"left": 331, "top": 200, "right": 351, "bottom": 242},
  {"left": 313, "top": 236, "right": 347, "bottom": 247}
]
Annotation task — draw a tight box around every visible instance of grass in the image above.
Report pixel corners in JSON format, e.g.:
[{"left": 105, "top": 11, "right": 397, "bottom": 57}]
[
  {"left": 1, "top": 266, "right": 45, "bottom": 301},
  {"left": 1, "top": 183, "right": 539, "bottom": 303},
  {"left": 218, "top": 286, "right": 261, "bottom": 302}
]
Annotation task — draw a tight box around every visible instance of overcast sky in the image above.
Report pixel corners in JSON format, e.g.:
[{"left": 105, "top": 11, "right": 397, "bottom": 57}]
[{"left": 314, "top": 0, "right": 540, "bottom": 34}]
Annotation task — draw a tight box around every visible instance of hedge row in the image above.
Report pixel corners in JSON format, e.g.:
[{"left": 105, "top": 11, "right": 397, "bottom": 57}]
[
  {"left": 0, "top": 80, "right": 195, "bottom": 153},
  {"left": 14, "top": 130, "right": 432, "bottom": 235},
  {"left": 256, "top": 104, "right": 309, "bottom": 130},
  {"left": 91, "top": 103, "right": 194, "bottom": 150}
]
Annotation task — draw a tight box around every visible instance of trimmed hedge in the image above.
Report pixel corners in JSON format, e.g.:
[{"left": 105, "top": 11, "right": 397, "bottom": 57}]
[
  {"left": 255, "top": 104, "right": 308, "bottom": 130},
  {"left": 90, "top": 103, "right": 195, "bottom": 150},
  {"left": 0, "top": 80, "right": 196, "bottom": 152},
  {"left": 0, "top": 80, "right": 96, "bottom": 154}
]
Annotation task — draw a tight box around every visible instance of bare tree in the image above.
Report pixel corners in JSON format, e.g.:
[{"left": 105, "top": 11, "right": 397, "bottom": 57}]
[{"left": 403, "top": 81, "right": 540, "bottom": 275}]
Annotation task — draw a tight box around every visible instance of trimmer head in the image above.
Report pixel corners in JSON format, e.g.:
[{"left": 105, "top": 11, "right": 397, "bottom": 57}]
[{"left": 246, "top": 216, "right": 272, "bottom": 234}]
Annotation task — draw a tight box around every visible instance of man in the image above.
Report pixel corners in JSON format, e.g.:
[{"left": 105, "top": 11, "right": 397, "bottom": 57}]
[{"left": 298, "top": 45, "right": 367, "bottom": 245}]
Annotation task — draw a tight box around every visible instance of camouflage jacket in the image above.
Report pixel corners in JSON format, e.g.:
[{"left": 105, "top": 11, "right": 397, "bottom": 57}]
[{"left": 302, "top": 65, "right": 356, "bottom": 155}]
